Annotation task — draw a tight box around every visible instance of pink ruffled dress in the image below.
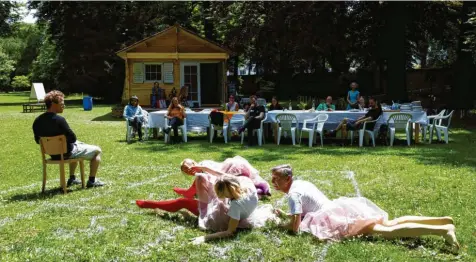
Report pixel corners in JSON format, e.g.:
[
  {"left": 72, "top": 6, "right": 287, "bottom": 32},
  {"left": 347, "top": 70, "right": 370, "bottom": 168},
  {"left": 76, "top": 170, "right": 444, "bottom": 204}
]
[
  {"left": 299, "top": 197, "right": 388, "bottom": 241},
  {"left": 199, "top": 156, "right": 271, "bottom": 196},
  {"left": 196, "top": 173, "right": 278, "bottom": 232}
]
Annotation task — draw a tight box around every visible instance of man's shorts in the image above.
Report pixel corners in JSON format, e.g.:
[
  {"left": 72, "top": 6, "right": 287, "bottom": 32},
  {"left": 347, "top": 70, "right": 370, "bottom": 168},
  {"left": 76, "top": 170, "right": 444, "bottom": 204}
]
[
  {"left": 70, "top": 141, "right": 102, "bottom": 160},
  {"left": 345, "top": 119, "right": 359, "bottom": 131}
]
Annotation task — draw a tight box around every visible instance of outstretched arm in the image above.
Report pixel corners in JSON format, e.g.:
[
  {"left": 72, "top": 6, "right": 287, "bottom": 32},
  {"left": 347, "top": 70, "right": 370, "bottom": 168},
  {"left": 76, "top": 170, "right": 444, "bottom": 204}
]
[
  {"left": 191, "top": 166, "right": 226, "bottom": 177},
  {"left": 192, "top": 218, "right": 239, "bottom": 244}
]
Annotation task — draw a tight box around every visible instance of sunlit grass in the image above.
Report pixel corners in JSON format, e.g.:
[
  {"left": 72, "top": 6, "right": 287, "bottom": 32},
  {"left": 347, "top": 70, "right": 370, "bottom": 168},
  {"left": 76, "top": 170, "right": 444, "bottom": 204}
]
[{"left": 0, "top": 94, "right": 475, "bottom": 261}]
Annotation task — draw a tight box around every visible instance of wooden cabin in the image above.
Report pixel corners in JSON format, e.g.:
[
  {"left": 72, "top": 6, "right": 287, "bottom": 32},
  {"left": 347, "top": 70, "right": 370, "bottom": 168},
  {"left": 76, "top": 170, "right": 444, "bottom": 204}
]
[{"left": 116, "top": 25, "right": 231, "bottom": 107}]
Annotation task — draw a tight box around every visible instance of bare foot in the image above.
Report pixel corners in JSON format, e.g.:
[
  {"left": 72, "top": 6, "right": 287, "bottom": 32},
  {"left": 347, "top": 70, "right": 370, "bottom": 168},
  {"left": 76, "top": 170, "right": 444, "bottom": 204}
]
[{"left": 444, "top": 224, "right": 460, "bottom": 251}]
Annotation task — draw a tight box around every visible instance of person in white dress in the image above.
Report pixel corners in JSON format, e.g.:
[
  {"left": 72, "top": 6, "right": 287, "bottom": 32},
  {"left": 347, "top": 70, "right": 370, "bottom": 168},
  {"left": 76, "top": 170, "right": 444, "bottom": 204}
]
[{"left": 271, "top": 164, "right": 459, "bottom": 250}]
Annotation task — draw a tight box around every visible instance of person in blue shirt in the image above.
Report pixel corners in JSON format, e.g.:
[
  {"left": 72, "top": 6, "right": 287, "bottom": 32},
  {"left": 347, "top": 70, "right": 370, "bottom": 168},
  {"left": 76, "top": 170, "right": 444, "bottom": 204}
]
[
  {"left": 123, "top": 95, "right": 144, "bottom": 141},
  {"left": 346, "top": 82, "right": 360, "bottom": 110}
]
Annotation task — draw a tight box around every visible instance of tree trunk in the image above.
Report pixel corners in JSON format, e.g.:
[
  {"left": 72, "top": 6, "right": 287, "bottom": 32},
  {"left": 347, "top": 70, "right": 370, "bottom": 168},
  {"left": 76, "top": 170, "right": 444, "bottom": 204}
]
[{"left": 385, "top": 1, "right": 408, "bottom": 102}]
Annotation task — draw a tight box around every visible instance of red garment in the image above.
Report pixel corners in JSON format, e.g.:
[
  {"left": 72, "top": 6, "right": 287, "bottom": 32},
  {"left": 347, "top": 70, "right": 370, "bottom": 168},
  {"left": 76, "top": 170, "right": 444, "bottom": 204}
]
[
  {"left": 136, "top": 198, "right": 199, "bottom": 216},
  {"left": 173, "top": 181, "right": 196, "bottom": 198}
]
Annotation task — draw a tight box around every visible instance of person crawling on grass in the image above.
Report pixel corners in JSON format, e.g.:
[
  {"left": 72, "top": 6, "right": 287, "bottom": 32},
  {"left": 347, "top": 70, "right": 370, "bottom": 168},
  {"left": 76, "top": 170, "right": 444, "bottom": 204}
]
[
  {"left": 270, "top": 164, "right": 459, "bottom": 251},
  {"left": 137, "top": 173, "right": 279, "bottom": 245},
  {"left": 176, "top": 156, "right": 271, "bottom": 198},
  {"left": 32, "top": 90, "right": 105, "bottom": 188}
]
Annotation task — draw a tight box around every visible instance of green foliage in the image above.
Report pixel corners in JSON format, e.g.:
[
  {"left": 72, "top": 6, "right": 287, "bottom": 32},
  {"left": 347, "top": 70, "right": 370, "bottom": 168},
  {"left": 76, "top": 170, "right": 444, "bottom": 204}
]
[
  {"left": 10, "top": 75, "right": 30, "bottom": 91},
  {"left": 0, "top": 47, "right": 15, "bottom": 90}
]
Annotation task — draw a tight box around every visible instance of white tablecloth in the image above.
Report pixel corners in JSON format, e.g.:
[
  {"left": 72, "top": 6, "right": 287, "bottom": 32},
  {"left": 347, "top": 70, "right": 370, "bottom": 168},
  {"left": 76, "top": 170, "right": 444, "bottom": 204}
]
[{"left": 149, "top": 110, "right": 428, "bottom": 131}]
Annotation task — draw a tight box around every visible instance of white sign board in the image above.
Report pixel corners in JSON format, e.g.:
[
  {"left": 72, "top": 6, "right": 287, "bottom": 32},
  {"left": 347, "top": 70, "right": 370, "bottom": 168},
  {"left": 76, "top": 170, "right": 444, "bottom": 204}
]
[
  {"left": 30, "top": 83, "right": 46, "bottom": 103},
  {"left": 163, "top": 62, "right": 174, "bottom": 84}
]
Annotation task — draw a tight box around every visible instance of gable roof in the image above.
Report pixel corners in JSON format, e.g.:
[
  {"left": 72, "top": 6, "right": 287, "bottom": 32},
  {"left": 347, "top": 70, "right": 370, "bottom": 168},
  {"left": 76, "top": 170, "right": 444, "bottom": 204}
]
[{"left": 116, "top": 24, "right": 232, "bottom": 55}]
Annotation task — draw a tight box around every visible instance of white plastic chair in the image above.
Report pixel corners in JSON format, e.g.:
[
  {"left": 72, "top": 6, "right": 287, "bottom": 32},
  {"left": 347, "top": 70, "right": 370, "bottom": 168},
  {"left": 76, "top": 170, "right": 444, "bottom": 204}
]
[
  {"left": 299, "top": 114, "right": 329, "bottom": 147},
  {"left": 164, "top": 117, "right": 187, "bottom": 143},
  {"left": 275, "top": 113, "right": 298, "bottom": 145},
  {"left": 387, "top": 113, "right": 412, "bottom": 146},
  {"left": 257, "top": 98, "right": 267, "bottom": 107},
  {"left": 350, "top": 116, "right": 381, "bottom": 147},
  {"left": 241, "top": 115, "right": 267, "bottom": 146},
  {"left": 209, "top": 112, "right": 229, "bottom": 143},
  {"left": 126, "top": 109, "right": 150, "bottom": 143},
  {"left": 430, "top": 110, "right": 454, "bottom": 144},
  {"left": 420, "top": 109, "right": 445, "bottom": 142}
]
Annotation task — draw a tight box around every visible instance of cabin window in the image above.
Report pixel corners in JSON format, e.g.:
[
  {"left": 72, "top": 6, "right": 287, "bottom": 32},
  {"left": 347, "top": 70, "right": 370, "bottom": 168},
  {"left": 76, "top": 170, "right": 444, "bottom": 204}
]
[{"left": 144, "top": 63, "right": 162, "bottom": 82}]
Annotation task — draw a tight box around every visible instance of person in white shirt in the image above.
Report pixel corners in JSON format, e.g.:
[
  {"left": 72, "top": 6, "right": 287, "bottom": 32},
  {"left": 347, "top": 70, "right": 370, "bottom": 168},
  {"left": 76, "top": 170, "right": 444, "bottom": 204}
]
[
  {"left": 189, "top": 175, "right": 259, "bottom": 244},
  {"left": 226, "top": 95, "right": 239, "bottom": 111},
  {"left": 271, "top": 164, "right": 459, "bottom": 250}
]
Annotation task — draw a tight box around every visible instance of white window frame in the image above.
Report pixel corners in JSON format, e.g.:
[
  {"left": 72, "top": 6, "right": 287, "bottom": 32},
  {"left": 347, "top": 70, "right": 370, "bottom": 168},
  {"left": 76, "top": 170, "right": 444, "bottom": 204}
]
[{"left": 143, "top": 62, "right": 163, "bottom": 83}]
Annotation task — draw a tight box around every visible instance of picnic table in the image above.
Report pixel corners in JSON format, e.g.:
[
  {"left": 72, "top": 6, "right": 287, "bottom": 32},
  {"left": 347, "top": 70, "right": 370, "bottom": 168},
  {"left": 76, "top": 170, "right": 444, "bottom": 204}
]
[
  {"left": 148, "top": 110, "right": 428, "bottom": 143},
  {"left": 23, "top": 103, "right": 46, "bottom": 113}
]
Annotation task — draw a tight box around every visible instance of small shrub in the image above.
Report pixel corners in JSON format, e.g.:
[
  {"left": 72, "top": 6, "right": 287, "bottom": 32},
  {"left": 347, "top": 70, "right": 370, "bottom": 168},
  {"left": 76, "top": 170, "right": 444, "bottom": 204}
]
[{"left": 11, "top": 75, "right": 30, "bottom": 91}]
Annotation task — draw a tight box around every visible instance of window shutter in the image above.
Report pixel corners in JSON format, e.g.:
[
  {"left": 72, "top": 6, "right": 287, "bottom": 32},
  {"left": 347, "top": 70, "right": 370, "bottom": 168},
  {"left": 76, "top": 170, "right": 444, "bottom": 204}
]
[
  {"left": 133, "top": 63, "right": 144, "bottom": 83},
  {"left": 163, "top": 62, "right": 174, "bottom": 84}
]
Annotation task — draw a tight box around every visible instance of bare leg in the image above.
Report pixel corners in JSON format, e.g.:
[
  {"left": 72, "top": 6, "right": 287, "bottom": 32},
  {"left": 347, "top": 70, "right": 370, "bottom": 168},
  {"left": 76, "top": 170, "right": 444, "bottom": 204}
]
[
  {"left": 341, "top": 124, "right": 347, "bottom": 139},
  {"left": 69, "top": 162, "right": 78, "bottom": 176},
  {"left": 89, "top": 153, "right": 101, "bottom": 177},
  {"left": 335, "top": 118, "right": 348, "bottom": 132},
  {"left": 384, "top": 216, "right": 453, "bottom": 226},
  {"left": 369, "top": 223, "right": 458, "bottom": 248}
]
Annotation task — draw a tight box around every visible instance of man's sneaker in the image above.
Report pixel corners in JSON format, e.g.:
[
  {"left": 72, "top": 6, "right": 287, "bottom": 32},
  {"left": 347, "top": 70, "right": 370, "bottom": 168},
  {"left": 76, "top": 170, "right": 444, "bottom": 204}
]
[
  {"left": 67, "top": 177, "right": 82, "bottom": 187},
  {"left": 87, "top": 180, "right": 105, "bottom": 188}
]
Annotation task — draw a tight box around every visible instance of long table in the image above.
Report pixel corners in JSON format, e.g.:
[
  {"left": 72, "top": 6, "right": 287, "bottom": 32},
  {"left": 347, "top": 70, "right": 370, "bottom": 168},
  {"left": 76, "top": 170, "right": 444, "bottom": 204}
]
[{"left": 149, "top": 110, "right": 428, "bottom": 142}]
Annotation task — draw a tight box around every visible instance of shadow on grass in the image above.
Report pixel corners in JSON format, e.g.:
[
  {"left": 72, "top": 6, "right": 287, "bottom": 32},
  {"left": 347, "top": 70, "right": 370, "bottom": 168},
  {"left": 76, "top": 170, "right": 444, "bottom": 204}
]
[
  {"left": 145, "top": 210, "right": 199, "bottom": 228},
  {"left": 92, "top": 112, "right": 124, "bottom": 122},
  {"left": 131, "top": 127, "right": 476, "bottom": 169},
  {"left": 7, "top": 187, "right": 84, "bottom": 202}
]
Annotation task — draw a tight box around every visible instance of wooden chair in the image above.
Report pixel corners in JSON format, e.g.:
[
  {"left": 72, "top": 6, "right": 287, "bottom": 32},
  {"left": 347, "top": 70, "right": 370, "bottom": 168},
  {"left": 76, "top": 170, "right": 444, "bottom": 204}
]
[{"left": 40, "top": 135, "right": 85, "bottom": 194}]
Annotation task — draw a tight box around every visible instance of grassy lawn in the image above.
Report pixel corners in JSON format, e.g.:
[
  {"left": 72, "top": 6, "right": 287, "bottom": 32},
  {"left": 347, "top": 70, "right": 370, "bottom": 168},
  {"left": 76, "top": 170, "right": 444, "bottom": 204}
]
[{"left": 0, "top": 92, "right": 475, "bottom": 261}]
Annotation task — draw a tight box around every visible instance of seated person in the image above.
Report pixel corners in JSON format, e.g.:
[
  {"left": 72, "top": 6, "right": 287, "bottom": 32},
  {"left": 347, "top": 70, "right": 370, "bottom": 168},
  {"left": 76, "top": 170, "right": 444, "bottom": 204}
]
[
  {"left": 317, "top": 96, "right": 335, "bottom": 111},
  {"left": 358, "top": 96, "right": 366, "bottom": 111},
  {"left": 123, "top": 95, "right": 144, "bottom": 141},
  {"left": 163, "top": 97, "right": 186, "bottom": 143},
  {"left": 226, "top": 95, "right": 239, "bottom": 111},
  {"left": 32, "top": 90, "right": 105, "bottom": 187},
  {"left": 331, "top": 97, "right": 382, "bottom": 139},
  {"left": 269, "top": 96, "right": 283, "bottom": 111},
  {"left": 238, "top": 95, "right": 265, "bottom": 146}
]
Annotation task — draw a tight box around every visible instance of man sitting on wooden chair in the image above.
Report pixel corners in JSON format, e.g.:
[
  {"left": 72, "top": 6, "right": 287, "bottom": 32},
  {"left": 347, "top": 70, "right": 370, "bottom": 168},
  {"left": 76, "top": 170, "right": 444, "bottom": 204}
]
[{"left": 32, "top": 90, "right": 105, "bottom": 188}]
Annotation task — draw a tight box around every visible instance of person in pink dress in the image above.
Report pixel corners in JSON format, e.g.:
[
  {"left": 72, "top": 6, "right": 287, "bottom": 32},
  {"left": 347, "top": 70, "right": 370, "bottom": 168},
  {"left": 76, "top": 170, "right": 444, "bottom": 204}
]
[
  {"left": 136, "top": 156, "right": 275, "bottom": 232},
  {"left": 174, "top": 156, "right": 271, "bottom": 197},
  {"left": 271, "top": 164, "right": 459, "bottom": 250}
]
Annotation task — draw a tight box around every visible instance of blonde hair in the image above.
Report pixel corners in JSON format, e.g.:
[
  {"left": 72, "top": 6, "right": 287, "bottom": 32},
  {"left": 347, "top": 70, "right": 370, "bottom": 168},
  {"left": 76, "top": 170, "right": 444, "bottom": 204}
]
[
  {"left": 214, "top": 175, "right": 243, "bottom": 200},
  {"left": 180, "top": 159, "right": 195, "bottom": 173},
  {"left": 168, "top": 97, "right": 183, "bottom": 111}
]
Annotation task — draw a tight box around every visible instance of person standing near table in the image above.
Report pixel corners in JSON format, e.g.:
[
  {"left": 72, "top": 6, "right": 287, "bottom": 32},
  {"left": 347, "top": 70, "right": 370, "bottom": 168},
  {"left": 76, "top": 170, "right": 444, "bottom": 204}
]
[{"left": 346, "top": 82, "right": 360, "bottom": 110}]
